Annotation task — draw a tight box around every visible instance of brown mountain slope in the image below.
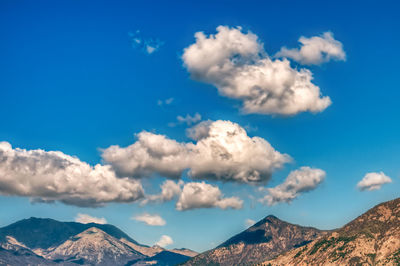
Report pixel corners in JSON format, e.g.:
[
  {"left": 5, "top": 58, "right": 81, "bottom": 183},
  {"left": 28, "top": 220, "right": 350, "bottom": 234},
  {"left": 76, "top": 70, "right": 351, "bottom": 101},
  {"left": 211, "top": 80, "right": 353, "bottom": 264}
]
[
  {"left": 262, "top": 197, "right": 400, "bottom": 265},
  {"left": 184, "top": 215, "right": 326, "bottom": 266}
]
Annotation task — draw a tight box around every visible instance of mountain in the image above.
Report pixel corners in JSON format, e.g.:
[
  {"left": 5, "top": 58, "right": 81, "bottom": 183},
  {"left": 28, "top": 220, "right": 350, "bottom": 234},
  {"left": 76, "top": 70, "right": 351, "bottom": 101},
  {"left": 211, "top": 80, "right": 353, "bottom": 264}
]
[
  {"left": 0, "top": 241, "right": 59, "bottom": 266},
  {"left": 127, "top": 250, "right": 196, "bottom": 266},
  {"left": 0, "top": 217, "right": 140, "bottom": 250},
  {"left": 44, "top": 227, "right": 144, "bottom": 265},
  {"left": 170, "top": 248, "right": 198, "bottom": 257},
  {"left": 263, "top": 198, "right": 400, "bottom": 265},
  {"left": 184, "top": 215, "right": 326, "bottom": 266},
  {"left": 0, "top": 217, "right": 196, "bottom": 265}
]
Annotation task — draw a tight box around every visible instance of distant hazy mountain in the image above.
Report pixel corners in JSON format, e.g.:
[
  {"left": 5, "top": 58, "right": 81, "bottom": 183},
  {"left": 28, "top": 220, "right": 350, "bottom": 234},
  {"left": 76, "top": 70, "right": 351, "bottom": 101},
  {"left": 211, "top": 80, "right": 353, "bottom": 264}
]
[
  {"left": 263, "top": 198, "right": 400, "bottom": 265},
  {"left": 0, "top": 217, "right": 197, "bottom": 265},
  {"left": 0, "top": 217, "right": 140, "bottom": 250},
  {"left": 184, "top": 215, "right": 326, "bottom": 265}
]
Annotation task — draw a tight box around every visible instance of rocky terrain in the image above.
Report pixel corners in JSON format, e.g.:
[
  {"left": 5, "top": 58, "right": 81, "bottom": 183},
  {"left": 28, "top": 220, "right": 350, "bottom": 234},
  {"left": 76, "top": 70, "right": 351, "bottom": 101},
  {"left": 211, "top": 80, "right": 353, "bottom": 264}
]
[
  {"left": 262, "top": 198, "right": 400, "bottom": 265},
  {"left": 184, "top": 215, "right": 326, "bottom": 266},
  {"left": 0, "top": 217, "right": 197, "bottom": 265}
]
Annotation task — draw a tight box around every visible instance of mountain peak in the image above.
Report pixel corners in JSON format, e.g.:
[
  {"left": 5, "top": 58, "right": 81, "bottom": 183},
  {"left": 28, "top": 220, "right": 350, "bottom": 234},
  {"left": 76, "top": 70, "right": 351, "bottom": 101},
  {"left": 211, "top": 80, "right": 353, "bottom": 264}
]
[
  {"left": 186, "top": 214, "right": 325, "bottom": 266},
  {"left": 45, "top": 226, "right": 144, "bottom": 265}
]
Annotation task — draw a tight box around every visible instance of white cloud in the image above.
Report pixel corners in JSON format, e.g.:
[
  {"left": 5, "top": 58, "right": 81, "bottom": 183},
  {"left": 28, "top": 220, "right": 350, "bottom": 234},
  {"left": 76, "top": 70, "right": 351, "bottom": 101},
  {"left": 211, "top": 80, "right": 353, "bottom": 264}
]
[
  {"left": 75, "top": 213, "right": 107, "bottom": 224},
  {"left": 245, "top": 218, "right": 256, "bottom": 227},
  {"left": 142, "top": 180, "right": 183, "bottom": 204},
  {"left": 157, "top": 97, "right": 174, "bottom": 106},
  {"left": 177, "top": 113, "right": 202, "bottom": 126},
  {"left": 129, "top": 30, "right": 164, "bottom": 54},
  {"left": 176, "top": 181, "right": 243, "bottom": 211},
  {"left": 155, "top": 235, "right": 173, "bottom": 247},
  {"left": 357, "top": 172, "right": 392, "bottom": 191},
  {"left": 133, "top": 213, "right": 166, "bottom": 226},
  {"left": 261, "top": 167, "right": 326, "bottom": 205},
  {"left": 0, "top": 141, "right": 144, "bottom": 207},
  {"left": 143, "top": 179, "right": 243, "bottom": 211},
  {"left": 101, "top": 131, "right": 190, "bottom": 179},
  {"left": 102, "top": 120, "right": 290, "bottom": 183},
  {"left": 276, "top": 32, "right": 346, "bottom": 65},
  {"left": 182, "top": 26, "right": 332, "bottom": 115}
]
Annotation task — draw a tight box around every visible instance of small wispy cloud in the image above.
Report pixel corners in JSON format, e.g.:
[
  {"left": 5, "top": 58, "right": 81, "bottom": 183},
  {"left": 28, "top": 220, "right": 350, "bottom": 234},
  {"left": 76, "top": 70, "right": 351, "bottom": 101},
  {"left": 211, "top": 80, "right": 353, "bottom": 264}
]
[
  {"left": 75, "top": 213, "right": 107, "bottom": 224},
  {"left": 129, "top": 30, "right": 164, "bottom": 54},
  {"left": 157, "top": 97, "right": 174, "bottom": 106},
  {"left": 132, "top": 213, "right": 166, "bottom": 226},
  {"left": 169, "top": 113, "right": 202, "bottom": 127},
  {"left": 245, "top": 218, "right": 256, "bottom": 228}
]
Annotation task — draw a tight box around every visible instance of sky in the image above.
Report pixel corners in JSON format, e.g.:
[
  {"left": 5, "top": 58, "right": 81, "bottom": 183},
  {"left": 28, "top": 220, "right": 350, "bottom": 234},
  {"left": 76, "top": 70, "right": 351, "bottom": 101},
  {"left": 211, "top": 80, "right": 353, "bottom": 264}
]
[{"left": 0, "top": 0, "right": 399, "bottom": 252}]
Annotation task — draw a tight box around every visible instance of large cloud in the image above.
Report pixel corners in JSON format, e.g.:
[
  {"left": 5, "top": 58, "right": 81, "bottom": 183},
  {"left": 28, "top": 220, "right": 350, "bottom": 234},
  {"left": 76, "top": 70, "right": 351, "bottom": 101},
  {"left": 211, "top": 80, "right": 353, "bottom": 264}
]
[
  {"left": 176, "top": 181, "right": 243, "bottom": 211},
  {"left": 0, "top": 142, "right": 144, "bottom": 207},
  {"left": 260, "top": 166, "right": 325, "bottom": 205},
  {"left": 101, "top": 131, "right": 190, "bottom": 179},
  {"left": 276, "top": 32, "right": 346, "bottom": 65},
  {"left": 102, "top": 120, "right": 290, "bottom": 183},
  {"left": 357, "top": 172, "right": 392, "bottom": 191},
  {"left": 182, "top": 26, "right": 332, "bottom": 115}
]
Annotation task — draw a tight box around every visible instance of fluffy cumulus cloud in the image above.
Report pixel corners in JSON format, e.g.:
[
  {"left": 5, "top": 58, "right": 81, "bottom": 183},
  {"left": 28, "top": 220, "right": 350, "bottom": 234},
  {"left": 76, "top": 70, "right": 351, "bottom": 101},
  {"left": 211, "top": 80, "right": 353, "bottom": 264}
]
[
  {"left": 101, "top": 131, "right": 191, "bottom": 179},
  {"left": 357, "top": 172, "right": 392, "bottom": 191},
  {"left": 143, "top": 180, "right": 241, "bottom": 211},
  {"left": 0, "top": 142, "right": 144, "bottom": 207},
  {"left": 133, "top": 213, "right": 166, "bottom": 226},
  {"left": 143, "top": 180, "right": 183, "bottom": 204},
  {"left": 102, "top": 120, "right": 290, "bottom": 184},
  {"left": 155, "top": 235, "right": 173, "bottom": 247},
  {"left": 261, "top": 167, "right": 326, "bottom": 205},
  {"left": 176, "top": 181, "right": 243, "bottom": 211},
  {"left": 182, "top": 26, "right": 332, "bottom": 115},
  {"left": 75, "top": 213, "right": 107, "bottom": 224},
  {"left": 276, "top": 32, "right": 346, "bottom": 65}
]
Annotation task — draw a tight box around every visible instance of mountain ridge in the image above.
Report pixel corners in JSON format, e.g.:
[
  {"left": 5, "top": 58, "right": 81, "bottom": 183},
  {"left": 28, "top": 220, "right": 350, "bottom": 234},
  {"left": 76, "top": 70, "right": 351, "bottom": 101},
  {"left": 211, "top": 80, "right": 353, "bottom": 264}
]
[
  {"left": 262, "top": 197, "right": 400, "bottom": 265},
  {"left": 0, "top": 217, "right": 197, "bottom": 265}
]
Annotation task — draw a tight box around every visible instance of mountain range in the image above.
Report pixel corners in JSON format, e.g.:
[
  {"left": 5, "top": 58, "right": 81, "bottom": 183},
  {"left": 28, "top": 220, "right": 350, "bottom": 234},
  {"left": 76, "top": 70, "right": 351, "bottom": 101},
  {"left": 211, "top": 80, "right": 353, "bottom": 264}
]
[
  {"left": 1, "top": 197, "right": 399, "bottom": 265},
  {"left": 185, "top": 197, "right": 400, "bottom": 265},
  {"left": 0, "top": 218, "right": 197, "bottom": 265}
]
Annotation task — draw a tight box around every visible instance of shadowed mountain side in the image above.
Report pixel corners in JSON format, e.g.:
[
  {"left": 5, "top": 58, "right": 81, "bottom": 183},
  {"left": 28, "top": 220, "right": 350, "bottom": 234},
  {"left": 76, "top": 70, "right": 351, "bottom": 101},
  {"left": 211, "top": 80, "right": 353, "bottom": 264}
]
[{"left": 0, "top": 217, "right": 141, "bottom": 250}]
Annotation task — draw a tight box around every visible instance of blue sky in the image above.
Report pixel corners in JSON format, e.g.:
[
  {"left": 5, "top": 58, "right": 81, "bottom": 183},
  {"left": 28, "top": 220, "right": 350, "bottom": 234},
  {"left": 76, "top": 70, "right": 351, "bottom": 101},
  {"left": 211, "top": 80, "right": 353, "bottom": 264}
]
[{"left": 0, "top": 0, "right": 399, "bottom": 252}]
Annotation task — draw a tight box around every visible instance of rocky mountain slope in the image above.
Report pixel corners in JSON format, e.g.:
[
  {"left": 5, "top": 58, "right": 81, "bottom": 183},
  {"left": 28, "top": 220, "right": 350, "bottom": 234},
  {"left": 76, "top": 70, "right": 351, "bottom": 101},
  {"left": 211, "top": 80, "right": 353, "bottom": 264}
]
[
  {"left": 262, "top": 198, "right": 400, "bottom": 265},
  {"left": 184, "top": 215, "right": 326, "bottom": 266},
  {"left": 44, "top": 227, "right": 144, "bottom": 265},
  {"left": 0, "top": 217, "right": 197, "bottom": 265}
]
